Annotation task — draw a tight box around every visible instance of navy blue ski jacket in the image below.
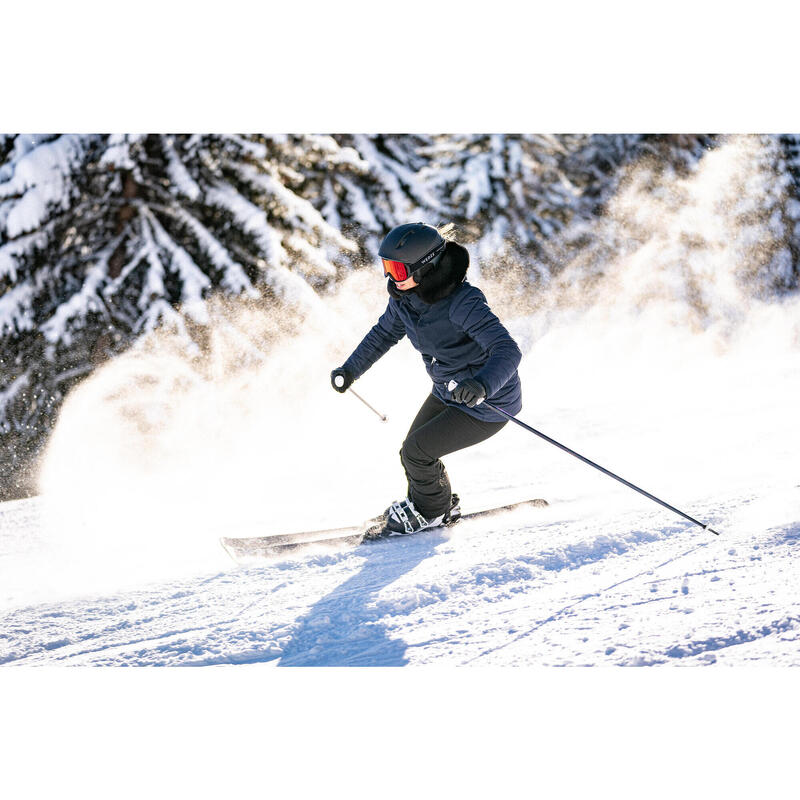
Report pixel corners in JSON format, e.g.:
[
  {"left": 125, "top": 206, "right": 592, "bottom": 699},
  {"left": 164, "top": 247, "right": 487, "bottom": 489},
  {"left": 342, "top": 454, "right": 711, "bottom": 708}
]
[{"left": 343, "top": 242, "right": 522, "bottom": 423}]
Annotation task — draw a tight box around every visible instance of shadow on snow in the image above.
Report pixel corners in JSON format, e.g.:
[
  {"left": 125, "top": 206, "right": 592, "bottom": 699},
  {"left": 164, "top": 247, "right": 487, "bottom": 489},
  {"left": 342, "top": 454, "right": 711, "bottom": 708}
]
[{"left": 276, "top": 532, "right": 447, "bottom": 667}]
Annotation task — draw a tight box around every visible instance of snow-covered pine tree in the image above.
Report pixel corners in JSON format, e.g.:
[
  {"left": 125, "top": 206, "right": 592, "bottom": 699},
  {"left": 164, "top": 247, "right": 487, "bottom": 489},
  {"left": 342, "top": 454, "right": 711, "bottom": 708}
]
[
  {"left": 725, "top": 134, "right": 799, "bottom": 294},
  {"left": 320, "top": 134, "right": 440, "bottom": 254},
  {"left": 1, "top": 134, "right": 104, "bottom": 493},
  {"left": 538, "top": 134, "right": 796, "bottom": 331},
  {"left": 777, "top": 134, "right": 800, "bottom": 289},
  {"left": 2, "top": 133, "right": 796, "bottom": 499},
  {"left": 0, "top": 133, "right": 366, "bottom": 498},
  {"left": 409, "top": 134, "right": 589, "bottom": 278},
  {"left": 320, "top": 135, "right": 690, "bottom": 284},
  {"left": 557, "top": 134, "right": 716, "bottom": 210},
  {"left": 548, "top": 134, "right": 644, "bottom": 211},
  {"left": 544, "top": 134, "right": 718, "bottom": 297}
]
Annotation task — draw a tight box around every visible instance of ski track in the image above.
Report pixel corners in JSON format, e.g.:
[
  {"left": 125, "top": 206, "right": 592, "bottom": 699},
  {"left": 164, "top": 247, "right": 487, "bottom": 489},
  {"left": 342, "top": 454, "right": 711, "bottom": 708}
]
[{"left": 1, "top": 494, "right": 798, "bottom": 667}]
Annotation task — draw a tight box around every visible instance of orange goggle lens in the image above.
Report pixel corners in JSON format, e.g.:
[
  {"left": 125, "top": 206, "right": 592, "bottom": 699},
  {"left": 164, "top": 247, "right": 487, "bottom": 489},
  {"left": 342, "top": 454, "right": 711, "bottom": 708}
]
[{"left": 382, "top": 258, "right": 409, "bottom": 282}]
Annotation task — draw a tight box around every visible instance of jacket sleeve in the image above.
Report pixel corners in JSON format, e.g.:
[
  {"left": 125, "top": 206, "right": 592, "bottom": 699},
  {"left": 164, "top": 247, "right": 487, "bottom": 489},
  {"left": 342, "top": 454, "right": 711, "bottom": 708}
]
[
  {"left": 449, "top": 288, "right": 522, "bottom": 397},
  {"left": 343, "top": 300, "right": 407, "bottom": 380}
]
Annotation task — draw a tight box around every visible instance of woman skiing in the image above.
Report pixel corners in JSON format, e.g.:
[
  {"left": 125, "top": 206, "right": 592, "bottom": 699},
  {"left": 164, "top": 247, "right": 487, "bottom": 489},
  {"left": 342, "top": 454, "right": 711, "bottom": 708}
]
[{"left": 331, "top": 222, "right": 522, "bottom": 537}]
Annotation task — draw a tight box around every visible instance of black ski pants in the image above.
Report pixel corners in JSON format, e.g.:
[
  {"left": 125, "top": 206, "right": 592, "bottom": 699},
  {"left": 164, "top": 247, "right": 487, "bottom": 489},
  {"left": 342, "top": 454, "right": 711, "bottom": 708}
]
[{"left": 400, "top": 393, "right": 507, "bottom": 519}]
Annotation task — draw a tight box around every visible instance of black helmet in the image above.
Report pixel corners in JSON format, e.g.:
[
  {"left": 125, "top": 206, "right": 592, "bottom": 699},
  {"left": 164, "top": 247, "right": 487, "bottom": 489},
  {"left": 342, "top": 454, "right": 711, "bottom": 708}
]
[{"left": 379, "top": 222, "right": 446, "bottom": 282}]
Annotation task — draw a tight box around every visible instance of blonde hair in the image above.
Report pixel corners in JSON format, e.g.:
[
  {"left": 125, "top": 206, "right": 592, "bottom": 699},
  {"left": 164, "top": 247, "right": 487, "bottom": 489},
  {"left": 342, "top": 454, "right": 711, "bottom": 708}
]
[{"left": 437, "top": 222, "right": 456, "bottom": 240}]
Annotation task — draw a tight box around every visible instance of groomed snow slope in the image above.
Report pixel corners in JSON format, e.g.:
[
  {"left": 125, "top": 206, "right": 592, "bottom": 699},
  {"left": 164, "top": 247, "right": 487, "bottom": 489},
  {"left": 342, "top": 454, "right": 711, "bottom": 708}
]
[
  {"left": 2, "top": 486, "right": 798, "bottom": 667},
  {"left": 1, "top": 293, "right": 798, "bottom": 666}
]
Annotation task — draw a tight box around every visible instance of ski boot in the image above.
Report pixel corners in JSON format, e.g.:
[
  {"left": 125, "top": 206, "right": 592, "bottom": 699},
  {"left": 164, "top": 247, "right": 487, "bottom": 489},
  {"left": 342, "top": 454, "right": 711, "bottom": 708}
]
[{"left": 366, "top": 494, "right": 461, "bottom": 539}]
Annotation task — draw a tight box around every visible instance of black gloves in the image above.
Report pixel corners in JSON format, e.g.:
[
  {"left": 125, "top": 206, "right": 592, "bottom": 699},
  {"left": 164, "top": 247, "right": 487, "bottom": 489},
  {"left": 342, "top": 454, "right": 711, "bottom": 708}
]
[
  {"left": 451, "top": 378, "right": 486, "bottom": 408},
  {"left": 330, "top": 367, "right": 354, "bottom": 393}
]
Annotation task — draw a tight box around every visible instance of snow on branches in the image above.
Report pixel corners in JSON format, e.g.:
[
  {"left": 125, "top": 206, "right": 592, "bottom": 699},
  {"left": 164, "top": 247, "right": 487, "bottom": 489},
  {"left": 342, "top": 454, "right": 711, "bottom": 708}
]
[
  {"left": 0, "top": 132, "right": 798, "bottom": 499},
  {"left": 0, "top": 134, "right": 368, "bottom": 494}
]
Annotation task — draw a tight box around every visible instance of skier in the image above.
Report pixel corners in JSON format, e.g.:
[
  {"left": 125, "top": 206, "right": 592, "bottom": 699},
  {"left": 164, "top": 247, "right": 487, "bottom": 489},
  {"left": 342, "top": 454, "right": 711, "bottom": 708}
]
[{"left": 331, "top": 222, "right": 522, "bottom": 537}]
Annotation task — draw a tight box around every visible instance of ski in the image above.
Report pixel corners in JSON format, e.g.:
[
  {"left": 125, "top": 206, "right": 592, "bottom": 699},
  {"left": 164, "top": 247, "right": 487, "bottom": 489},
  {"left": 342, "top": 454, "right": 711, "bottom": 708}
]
[{"left": 220, "top": 498, "right": 548, "bottom": 561}]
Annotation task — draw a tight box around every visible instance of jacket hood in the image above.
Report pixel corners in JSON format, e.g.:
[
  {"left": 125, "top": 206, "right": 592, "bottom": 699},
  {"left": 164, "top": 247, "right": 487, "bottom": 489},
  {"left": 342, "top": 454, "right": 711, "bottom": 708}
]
[{"left": 387, "top": 240, "right": 469, "bottom": 304}]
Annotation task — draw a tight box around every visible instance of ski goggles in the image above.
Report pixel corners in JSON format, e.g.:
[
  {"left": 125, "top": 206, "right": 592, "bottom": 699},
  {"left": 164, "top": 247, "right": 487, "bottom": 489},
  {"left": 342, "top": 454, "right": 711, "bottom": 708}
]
[
  {"left": 382, "top": 239, "right": 446, "bottom": 282},
  {"left": 382, "top": 258, "right": 411, "bottom": 282}
]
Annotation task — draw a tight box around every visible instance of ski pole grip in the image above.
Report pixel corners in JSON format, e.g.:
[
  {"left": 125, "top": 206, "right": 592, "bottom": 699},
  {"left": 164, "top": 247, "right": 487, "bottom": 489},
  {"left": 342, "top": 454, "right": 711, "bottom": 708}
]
[{"left": 334, "top": 374, "right": 345, "bottom": 388}]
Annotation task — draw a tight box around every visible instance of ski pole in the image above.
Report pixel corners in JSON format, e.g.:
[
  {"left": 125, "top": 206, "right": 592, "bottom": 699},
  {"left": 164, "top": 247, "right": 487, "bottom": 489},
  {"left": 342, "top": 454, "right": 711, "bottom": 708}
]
[
  {"left": 334, "top": 375, "right": 388, "bottom": 422},
  {"left": 350, "top": 388, "right": 388, "bottom": 422},
  {"left": 446, "top": 381, "right": 719, "bottom": 535}
]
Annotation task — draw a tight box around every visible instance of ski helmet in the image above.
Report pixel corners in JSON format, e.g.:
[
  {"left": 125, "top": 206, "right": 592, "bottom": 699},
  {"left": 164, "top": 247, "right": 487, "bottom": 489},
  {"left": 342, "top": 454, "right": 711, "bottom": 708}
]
[{"left": 378, "top": 222, "right": 446, "bottom": 282}]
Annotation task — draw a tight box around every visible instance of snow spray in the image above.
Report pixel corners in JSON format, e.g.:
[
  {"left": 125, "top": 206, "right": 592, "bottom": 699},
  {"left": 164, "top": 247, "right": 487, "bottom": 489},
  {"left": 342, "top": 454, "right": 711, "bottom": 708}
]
[{"left": 12, "top": 134, "right": 798, "bottom": 607}]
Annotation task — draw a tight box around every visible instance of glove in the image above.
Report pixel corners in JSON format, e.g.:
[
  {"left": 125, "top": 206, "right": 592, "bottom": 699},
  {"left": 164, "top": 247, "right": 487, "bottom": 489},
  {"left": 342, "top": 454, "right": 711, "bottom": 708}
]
[
  {"left": 451, "top": 378, "right": 486, "bottom": 408},
  {"left": 330, "top": 367, "right": 354, "bottom": 393}
]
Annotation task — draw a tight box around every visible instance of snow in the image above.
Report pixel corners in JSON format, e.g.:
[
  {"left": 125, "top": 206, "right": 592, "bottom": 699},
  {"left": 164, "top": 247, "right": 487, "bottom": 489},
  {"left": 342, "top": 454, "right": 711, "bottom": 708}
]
[
  {"left": 0, "top": 227, "right": 47, "bottom": 281},
  {"left": 0, "top": 371, "right": 29, "bottom": 420},
  {"left": 40, "top": 249, "right": 112, "bottom": 344},
  {"left": 0, "top": 281, "right": 35, "bottom": 333},
  {"left": 337, "top": 174, "right": 381, "bottom": 231},
  {"left": 351, "top": 134, "right": 416, "bottom": 218},
  {"left": 320, "top": 177, "right": 341, "bottom": 231},
  {"left": 170, "top": 207, "right": 257, "bottom": 297},
  {"left": 139, "top": 212, "right": 168, "bottom": 308},
  {"left": 98, "top": 133, "right": 145, "bottom": 170},
  {"left": 1, "top": 133, "right": 799, "bottom": 670},
  {"left": 1, "top": 480, "right": 797, "bottom": 667},
  {"left": 234, "top": 162, "right": 357, "bottom": 252},
  {"left": 144, "top": 209, "right": 211, "bottom": 325},
  {"left": 454, "top": 149, "right": 494, "bottom": 219},
  {"left": 162, "top": 136, "right": 201, "bottom": 201},
  {"left": 0, "top": 134, "right": 90, "bottom": 238},
  {"left": 138, "top": 298, "right": 196, "bottom": 343},
  {"left": 206, "top": 181, "right": 286, "bottom": 266},
  {"left": 4, "top": 476, "right": 798, "bottom": 667},
  {"left": 1, "top": 270, "right": 798, "bottom": 666},
  {"left": 286, "top": 232, "right": 337, "bottom": 276}
]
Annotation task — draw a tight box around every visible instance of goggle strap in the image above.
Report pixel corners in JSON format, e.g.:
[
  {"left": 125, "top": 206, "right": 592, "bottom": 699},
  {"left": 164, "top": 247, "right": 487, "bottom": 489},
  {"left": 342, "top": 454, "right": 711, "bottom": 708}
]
[{"left": 411, "top": 241, "right": 446, "bottom": 281}]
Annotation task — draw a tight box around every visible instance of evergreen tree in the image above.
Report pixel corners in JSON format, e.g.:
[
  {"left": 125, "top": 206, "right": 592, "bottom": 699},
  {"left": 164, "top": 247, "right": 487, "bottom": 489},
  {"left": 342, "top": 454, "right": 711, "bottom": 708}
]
[
  {"left": 544, "top": 134, "right": 795, "bottom": 328},
  {"left": 0, "top": 133, "right": 365, "bottom": 497},
  {"left": 1, "top": 134, "right": 103, "bottom": 493},
  {"left": 412, "top": 134, "right": 589, "bottom": 274},
  {"left": 727, "top": 134, "right": 798, "bottom": 294},
  {"left": 321, "top": 134, "right": 439, "bottom": 252},
  {"left": 777, "top": 134, "right": 800, "bottom": 288},
  {"left": 0, "top": 132, "right": 797, "bottom": 499}
]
